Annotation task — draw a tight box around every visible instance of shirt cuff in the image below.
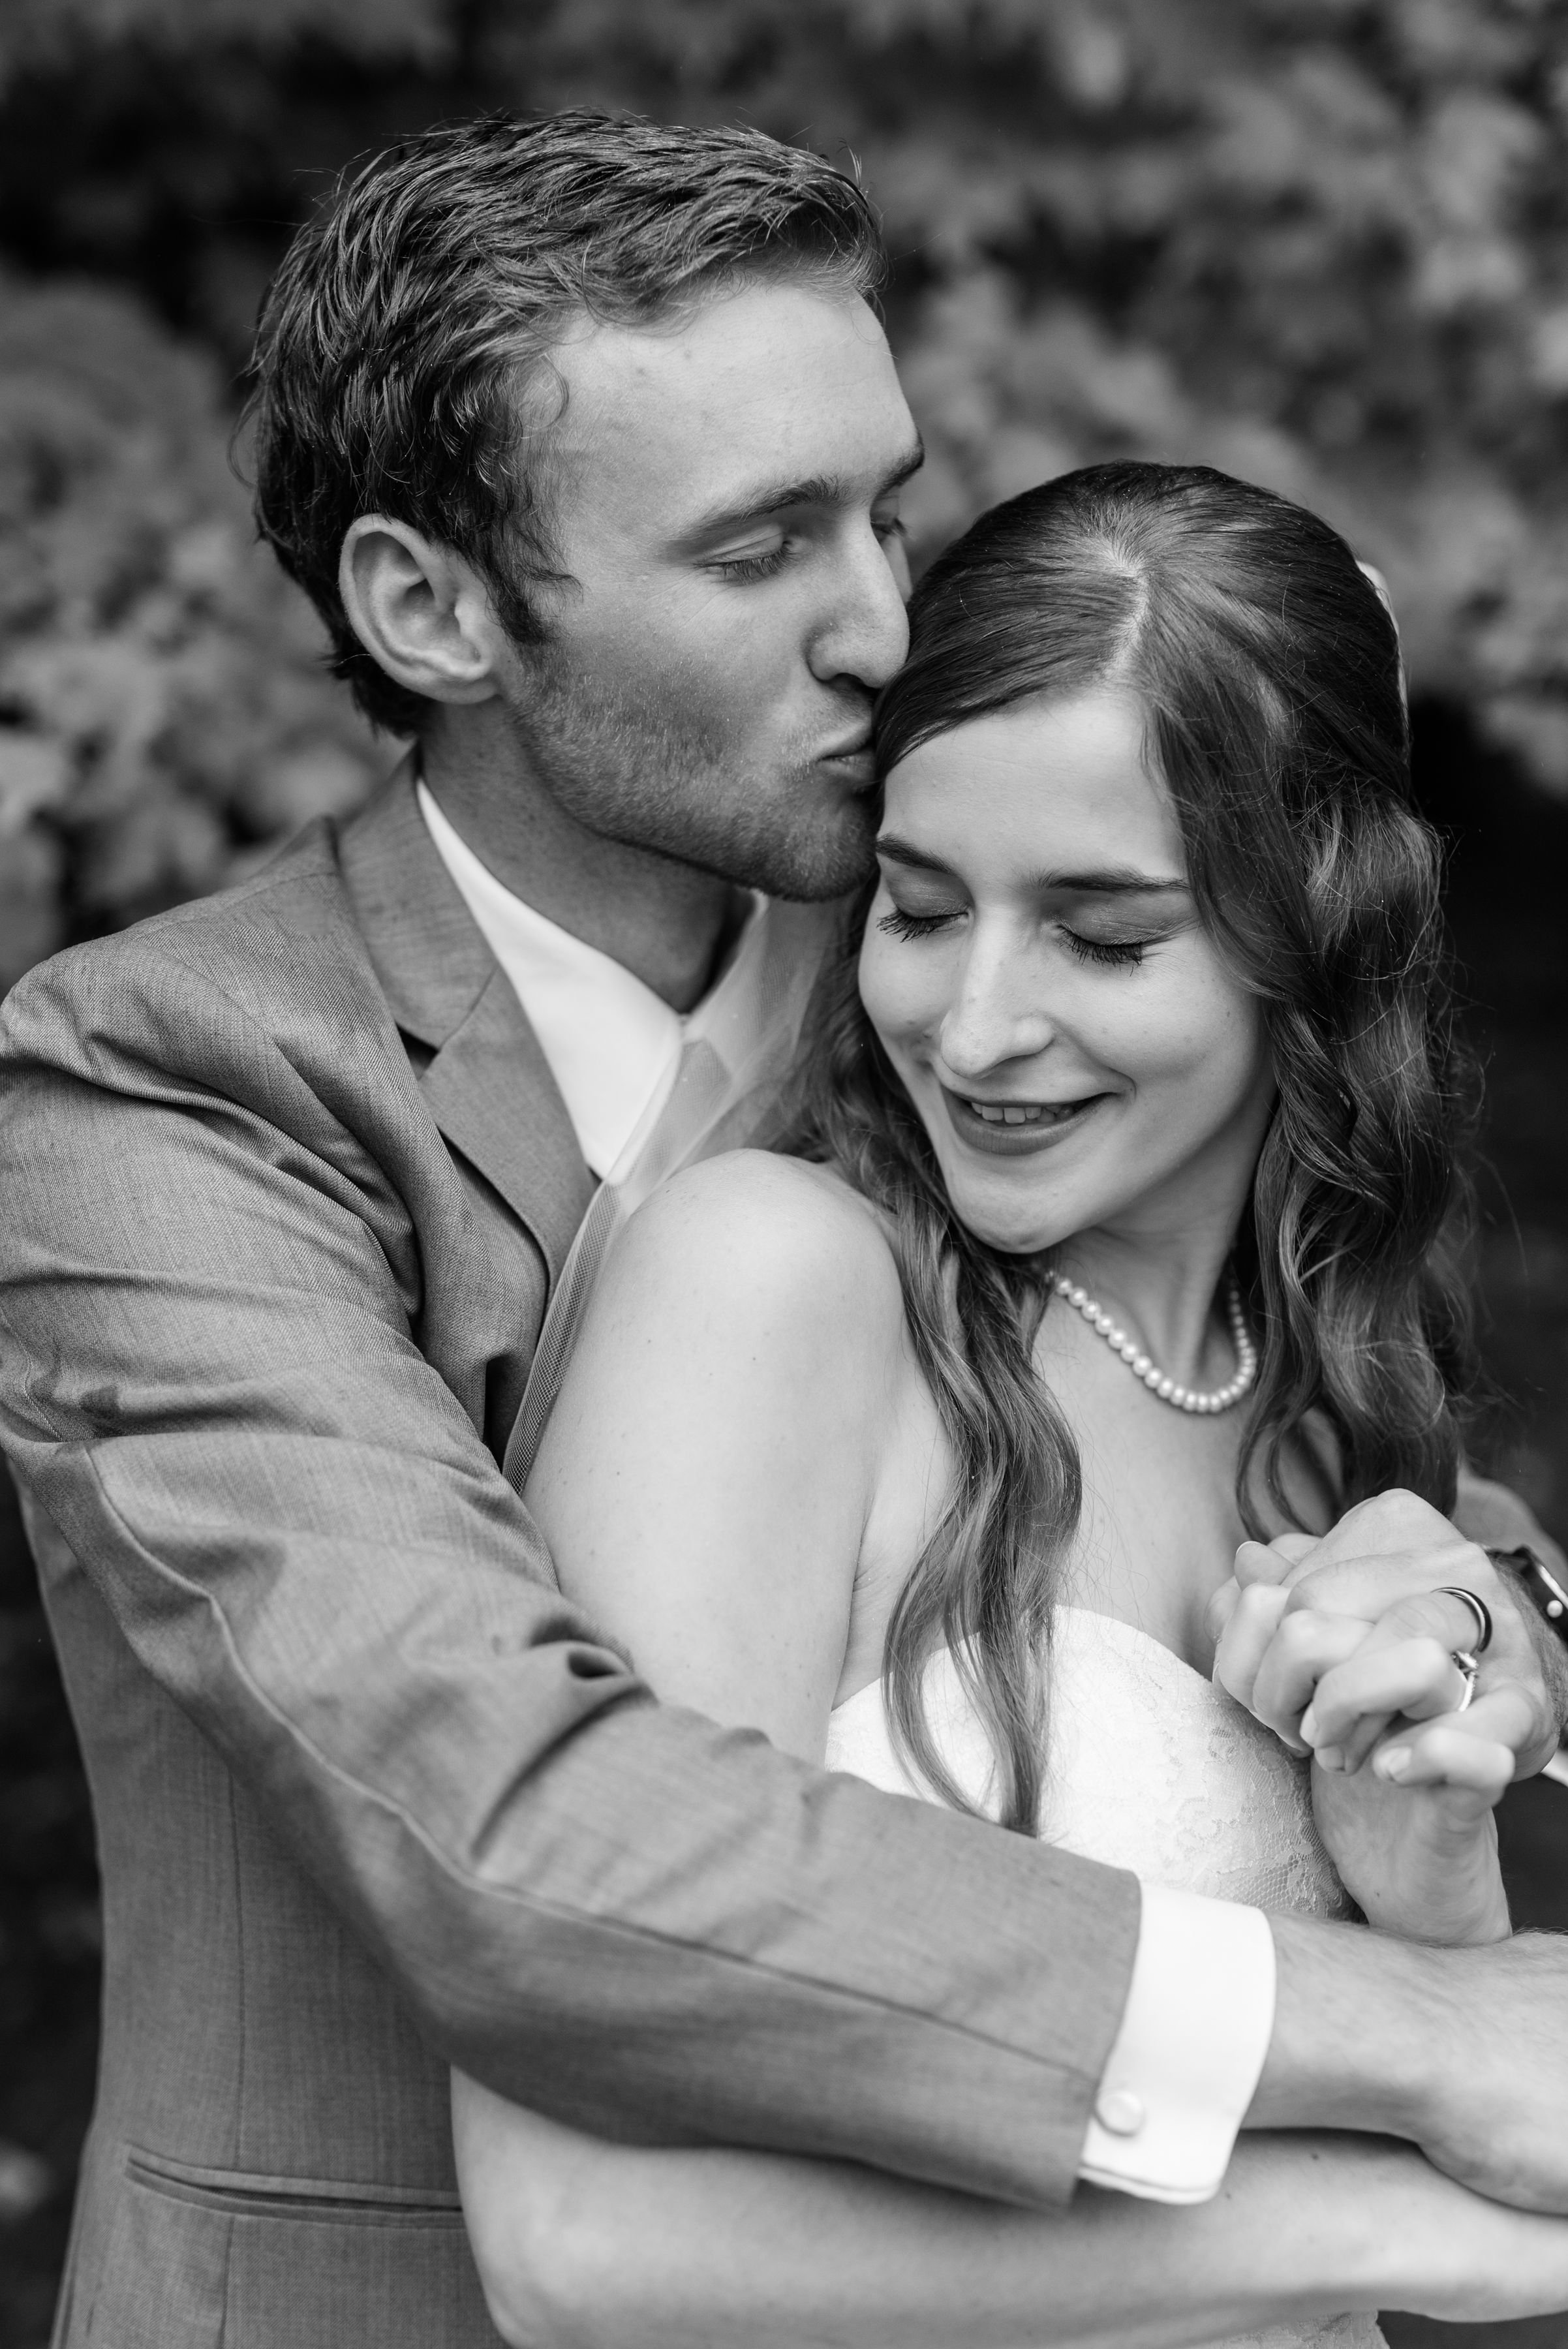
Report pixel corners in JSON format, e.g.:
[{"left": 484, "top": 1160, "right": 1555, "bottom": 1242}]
[{"left": 1078, "top": 1882, "right": 1276, "bottom": 2204}]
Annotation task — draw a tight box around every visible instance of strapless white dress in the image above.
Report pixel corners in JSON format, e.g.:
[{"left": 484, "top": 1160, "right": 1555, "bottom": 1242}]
[{"left": 824, "top": 1605, "right": 1385, "bottom": 2349}]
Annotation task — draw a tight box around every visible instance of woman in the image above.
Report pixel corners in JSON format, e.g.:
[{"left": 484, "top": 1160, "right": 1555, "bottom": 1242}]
[{"left": 453, "top": 465, "right": 1567, "bottom": 2345}]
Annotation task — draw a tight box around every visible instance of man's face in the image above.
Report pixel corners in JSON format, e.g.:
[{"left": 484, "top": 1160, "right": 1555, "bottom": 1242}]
[{"left": 495, "top": 277, "right": 921, "bottom": 900}]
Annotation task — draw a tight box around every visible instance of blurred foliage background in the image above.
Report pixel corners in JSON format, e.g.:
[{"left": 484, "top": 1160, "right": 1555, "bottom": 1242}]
[{"left": 0, "top": 2, "right": 1565, "bottom": 2342}]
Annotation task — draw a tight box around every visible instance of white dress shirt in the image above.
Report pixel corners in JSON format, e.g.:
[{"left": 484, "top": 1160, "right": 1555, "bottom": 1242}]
[
  {"left": 419, "top": 780, "right": 1278, "bottom": 2203},
  {"left": 420, "top": 782, "right": 686, "bottom": 1176}
]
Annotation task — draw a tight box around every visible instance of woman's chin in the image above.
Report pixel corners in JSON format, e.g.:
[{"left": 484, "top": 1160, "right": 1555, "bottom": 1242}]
[{"left": 940, "top": 1180, "right": 1066, "bottom": 1259}]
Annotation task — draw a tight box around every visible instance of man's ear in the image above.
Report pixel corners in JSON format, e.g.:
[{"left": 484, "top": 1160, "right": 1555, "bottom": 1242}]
[{"left": 338, "top": 517, "right": 506, "bottom": 705}]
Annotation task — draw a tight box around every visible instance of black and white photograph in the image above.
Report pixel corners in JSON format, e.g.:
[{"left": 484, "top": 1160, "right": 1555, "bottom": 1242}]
[{"left": 2, "top": 5, "right": 1568, "bottom": 2347}]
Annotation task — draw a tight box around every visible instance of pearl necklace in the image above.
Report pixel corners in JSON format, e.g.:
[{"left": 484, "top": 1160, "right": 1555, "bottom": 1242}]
[{"left": 1051, "top": 1270, "right": 1258, "bottom": 1415}]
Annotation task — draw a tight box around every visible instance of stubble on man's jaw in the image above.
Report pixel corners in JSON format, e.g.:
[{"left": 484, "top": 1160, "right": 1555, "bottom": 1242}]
[{"left": 497, "top": 647, "right": 883, "bottom": 903}]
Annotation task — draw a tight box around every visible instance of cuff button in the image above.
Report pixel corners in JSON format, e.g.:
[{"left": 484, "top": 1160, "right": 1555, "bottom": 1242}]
[{"left": 1094, "top": 2086, "right": 1146, "bottom": 2138}]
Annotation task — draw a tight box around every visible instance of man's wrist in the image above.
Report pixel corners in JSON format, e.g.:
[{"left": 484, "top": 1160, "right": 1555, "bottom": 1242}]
[
  {"left": 1243, "top": 1912, "right": 1439, "bottom": 2144},
  {"left": 1488, "top": 1548, "right": 1568, "bottom": 1734}
]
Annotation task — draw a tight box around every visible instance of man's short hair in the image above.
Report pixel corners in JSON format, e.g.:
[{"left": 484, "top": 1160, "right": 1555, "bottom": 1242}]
[{"left": 247, "top": 110, "right": 886, "bottom": 733}]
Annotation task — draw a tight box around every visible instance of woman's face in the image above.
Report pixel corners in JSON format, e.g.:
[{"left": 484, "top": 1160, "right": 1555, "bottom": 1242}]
[{"left": 859, "top": 688, "right": 1277, "bottom": 1257}]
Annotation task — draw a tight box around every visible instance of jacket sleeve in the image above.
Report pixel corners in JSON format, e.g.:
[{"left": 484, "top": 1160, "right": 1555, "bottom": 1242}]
[{"left": 0, "top": 936, "right": 1139, "bottom": 2211}]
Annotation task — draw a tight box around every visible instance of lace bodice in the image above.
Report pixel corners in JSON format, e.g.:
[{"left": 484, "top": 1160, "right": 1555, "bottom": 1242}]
[{"left": 824, "top": 1606, "right": 1381, "bottom": 2349}]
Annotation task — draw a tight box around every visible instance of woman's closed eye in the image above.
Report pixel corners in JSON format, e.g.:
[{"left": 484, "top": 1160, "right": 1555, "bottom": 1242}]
[
  {"left": 877, "top": 907, "right": 1163, "bottom": 962},
  {"left": 876, "top": 902, "right": 964, "bottom": 942},
  {"left": 1063, "top": 930, "right": 1149, "bottom": 969}
]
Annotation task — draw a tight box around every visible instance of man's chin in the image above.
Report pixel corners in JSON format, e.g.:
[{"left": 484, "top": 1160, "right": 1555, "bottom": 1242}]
[
  {"left": 737, "top": 793, "right": 880, "bottom": 902},
  {"left": 643, "top": 798, "right": 876, "bottom": 901}
]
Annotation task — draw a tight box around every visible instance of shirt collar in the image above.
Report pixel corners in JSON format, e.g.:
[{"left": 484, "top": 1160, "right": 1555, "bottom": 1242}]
[{"left": 418, "top": 780, "right": 756, "bottom": 1179}]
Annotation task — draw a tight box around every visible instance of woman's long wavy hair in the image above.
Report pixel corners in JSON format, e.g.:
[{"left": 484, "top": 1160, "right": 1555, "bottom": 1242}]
[{"left": 780, "top": 461, "right": 1481, "bottom": 1832}]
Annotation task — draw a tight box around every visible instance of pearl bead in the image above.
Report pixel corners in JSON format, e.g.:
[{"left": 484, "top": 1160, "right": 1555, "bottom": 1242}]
[{"left": 1050, "top": 1271, "right": 1256, "bottom": 1416}]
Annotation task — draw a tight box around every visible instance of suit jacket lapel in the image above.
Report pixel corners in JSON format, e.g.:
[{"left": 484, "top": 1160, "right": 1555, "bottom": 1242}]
[{"left": 339, "top": 760, "right": 596, "bottom": 1286}]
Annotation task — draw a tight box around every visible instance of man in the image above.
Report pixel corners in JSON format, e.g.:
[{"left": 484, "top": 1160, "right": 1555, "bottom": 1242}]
[{"left": 1, "top": 112, "right": 1565, "bottom": 2349}]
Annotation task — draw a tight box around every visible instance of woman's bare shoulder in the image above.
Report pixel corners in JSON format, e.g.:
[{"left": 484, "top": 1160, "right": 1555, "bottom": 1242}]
[{"left": 598, "top": 1149, "right": 908, "bottom": 1375}]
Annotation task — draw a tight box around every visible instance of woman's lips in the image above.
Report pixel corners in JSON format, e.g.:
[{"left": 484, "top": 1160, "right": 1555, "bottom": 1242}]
[{"left": 939, "top": 1088, "right": 1105, "bottom": 1157}]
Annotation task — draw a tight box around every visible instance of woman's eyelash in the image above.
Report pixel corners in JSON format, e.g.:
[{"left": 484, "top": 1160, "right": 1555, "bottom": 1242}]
[
  {"left": 877, "top": 906, "right": 959, "bottom": 940},
  {"left": 878, "top": 912, "right": 1151, "bottom": 962},
  {"left": 1064, "top": 932, "right": 1147, "bottom": 968}
]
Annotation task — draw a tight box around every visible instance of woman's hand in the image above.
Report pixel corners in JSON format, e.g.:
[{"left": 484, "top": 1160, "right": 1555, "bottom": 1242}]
[
  {"left": 1206, "top": 1491, "right": 1541, "bottom": 1941},
  {"left": 1208, "top": 1490, "right": 1557, "bottom": 1770},
  {"left": 1305, "top": 1717, "right": 1513, "bottom": 1944}
]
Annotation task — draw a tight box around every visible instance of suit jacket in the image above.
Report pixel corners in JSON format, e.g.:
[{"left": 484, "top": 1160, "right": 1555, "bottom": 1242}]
[{"left": 0, "top": 767, "right": 1143, "bottom": 2349}]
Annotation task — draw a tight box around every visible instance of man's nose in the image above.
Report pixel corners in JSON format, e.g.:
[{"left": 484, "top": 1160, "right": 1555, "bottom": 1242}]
[
  {"left": 938, "top": 944, "right": 1056, "bottom": 1079},
  {"left": 807, "top": 518, "right": 910, "bottom": 692}
]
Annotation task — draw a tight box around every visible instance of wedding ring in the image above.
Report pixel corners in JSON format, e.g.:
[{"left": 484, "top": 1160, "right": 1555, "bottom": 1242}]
[
  {"left": 1451, "top": 1648, "right": 1480, "bottom": 1711},
  {"left": 1437, "top": 1586, "right": 1493, "bottom": 1656}
]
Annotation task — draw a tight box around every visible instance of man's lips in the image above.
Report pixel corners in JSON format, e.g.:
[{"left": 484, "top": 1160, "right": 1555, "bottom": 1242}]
[
  {"left": 816, "top": 732, "right": 875, "bottom": 783},
  {"left": 940, "top": 1087, "right": 1107, "bottom": 1158}
]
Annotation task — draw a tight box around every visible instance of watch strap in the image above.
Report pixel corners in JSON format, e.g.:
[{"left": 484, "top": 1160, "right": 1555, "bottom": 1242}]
[{"left": 1487, "top": 1543, "right": 1568, "bottom": 1649}]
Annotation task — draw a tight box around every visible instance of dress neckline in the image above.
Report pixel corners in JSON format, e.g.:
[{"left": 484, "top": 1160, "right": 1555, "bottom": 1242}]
[{"left": 831, "top": 1604, "right": 1217, "bottom": 1719}]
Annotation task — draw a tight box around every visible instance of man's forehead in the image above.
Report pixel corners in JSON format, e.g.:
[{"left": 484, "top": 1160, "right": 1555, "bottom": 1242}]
[{"left": 546, "top": 279, "right": 914, "bottom": 506}]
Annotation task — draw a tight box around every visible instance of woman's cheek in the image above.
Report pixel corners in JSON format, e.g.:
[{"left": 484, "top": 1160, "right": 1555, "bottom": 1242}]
[
  {"left": 857, "top": 933, "right": 929, "bottom": 1056},
  {"left": 1111, "top": 949, "right": 1257, "bottom": 1088}
]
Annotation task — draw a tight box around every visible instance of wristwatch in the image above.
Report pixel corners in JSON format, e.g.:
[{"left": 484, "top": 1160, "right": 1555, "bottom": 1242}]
[{"left": 1487, "top": 1543, "right": 1568, "bottom": 1651}]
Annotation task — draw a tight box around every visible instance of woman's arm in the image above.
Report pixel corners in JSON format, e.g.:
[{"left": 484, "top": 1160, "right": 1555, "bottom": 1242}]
[
  {"left": 525, "top": 1150, "right": 930, "bottom": 1756},
  {"left": 452, "top": 2072, "right": 1568, "bottom": 2349}
]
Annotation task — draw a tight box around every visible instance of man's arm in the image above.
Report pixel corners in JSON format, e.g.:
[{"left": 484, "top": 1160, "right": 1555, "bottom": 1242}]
[
  {"left": 452, "top": 2084, "right": 1568, "bottom": 2349},
  {"left": 8, "top": 943, "right": 1568, "bottom": 2220},
  {"left": 0, "top": 936, "right": 1136, "bottom": 2207},
  {"left": 1252, "top": 1920, "right": 1568, "bottom": 2211}
]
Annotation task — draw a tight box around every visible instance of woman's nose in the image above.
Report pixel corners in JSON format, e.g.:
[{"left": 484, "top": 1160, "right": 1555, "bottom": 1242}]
[{"left": 937, "top": 959, "right": 1056, "bottom": 1080}]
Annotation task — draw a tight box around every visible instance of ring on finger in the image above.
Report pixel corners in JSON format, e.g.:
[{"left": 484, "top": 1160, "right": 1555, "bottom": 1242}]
[
  {"left": 1437, "top": 1586, "right": 1494, "bottom": 1655},
  {"left": 1451, "top": 1648, "right": 1480, "bottom": 1712}
]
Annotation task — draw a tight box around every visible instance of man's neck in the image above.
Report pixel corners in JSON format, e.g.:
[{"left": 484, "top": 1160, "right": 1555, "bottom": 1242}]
[{"left": 418, "top": 713, "right": 744, "bottom": 1013}]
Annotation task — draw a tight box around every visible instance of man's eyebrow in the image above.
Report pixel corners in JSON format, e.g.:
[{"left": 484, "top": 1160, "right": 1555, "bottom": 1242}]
[
  {"left": 679, "top": 438, "right": 925, "bottom": 544},
  {"left": 876, "top": 838, "right": 1188, "bottom": 897}
]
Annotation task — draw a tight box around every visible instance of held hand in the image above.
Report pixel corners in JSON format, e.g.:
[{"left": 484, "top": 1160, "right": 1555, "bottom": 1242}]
[
  {"left": 1308, "top": 1735, "right": 1512, "bottom": 1945},
  {"left": 1207, "top": 1492, "right": 1545, "bottom": 1940},
  {"left": 1208, "top": 1490, "right": 1559, "bottom": 1779}
]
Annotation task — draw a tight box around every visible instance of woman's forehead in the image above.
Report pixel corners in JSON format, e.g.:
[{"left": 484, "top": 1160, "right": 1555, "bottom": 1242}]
[{"left": 880, "top": 690, "right": 1185, "bottom": 878}]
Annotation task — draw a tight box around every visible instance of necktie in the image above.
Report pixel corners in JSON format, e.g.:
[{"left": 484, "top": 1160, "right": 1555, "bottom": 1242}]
[{"left": 503, "top": 894, "right": 840, "bottom": 1492}]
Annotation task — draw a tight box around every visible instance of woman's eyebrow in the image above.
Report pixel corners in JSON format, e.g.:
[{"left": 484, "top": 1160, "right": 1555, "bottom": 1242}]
[
  {"left": 1028, "top": 867, "right": 1189, "bottom": 897},
  {"left": 875, "top": 836, "right": 958, "bottom": 877}
]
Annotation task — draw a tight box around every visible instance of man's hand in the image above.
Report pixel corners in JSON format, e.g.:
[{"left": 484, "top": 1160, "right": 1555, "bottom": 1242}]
[
  {"left": 1255, "top": 1917, "right": 1568, "bottom": 2215},
  {"left": 1208, "top": 1489, "right": 1561, "bottom": 1785}
]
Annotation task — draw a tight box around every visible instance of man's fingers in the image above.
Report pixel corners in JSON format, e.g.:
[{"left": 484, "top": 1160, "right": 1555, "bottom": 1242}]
[
  {"left": 1282, "top": 1543, "right": 1493, "bottom": 1616},
  {"left": 1234, "top": 1539, "right": 1293, "bottom": 1590},
  {"left": 1445, "top": 1681, "right": 1541, "bottom": 1763},
  {"left": 1249, "top": 1533, "right": 1318, "bottom": 1581},
  {"left": 1349, "top": 1586, "right": 1495, "bottom": 1652},
  {"left": 1301, "top": 1636, "right": 1475, "bottom": 1769},
  {"left": 1277, "top": 1488, "right": 1454, "bottom": 1580},
  {"left": 1210, "top": 1580, "right": 1291, "bottom": 1716},
  {"left": 1206, "top": 1576, "right": 1243, "bottom": 1644},
  {"left": 1304, "top": 1647, "right": 1541, "bottom": 1773},
  {"left": 1248, "top": 1610, "right": 1371, "bottom": 1751},
  {"left": 1372, "top": 1718, "right": 1517, "bottom": 1805}
]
